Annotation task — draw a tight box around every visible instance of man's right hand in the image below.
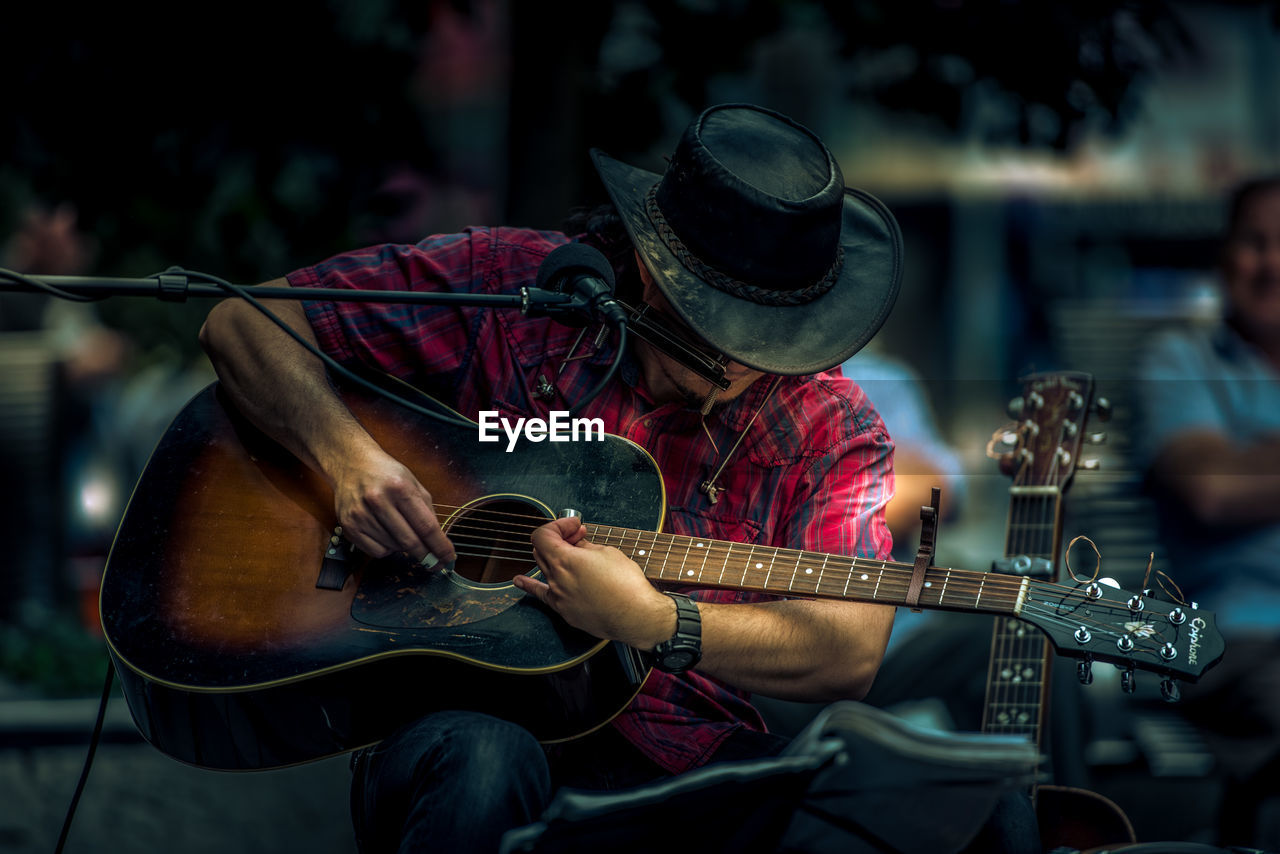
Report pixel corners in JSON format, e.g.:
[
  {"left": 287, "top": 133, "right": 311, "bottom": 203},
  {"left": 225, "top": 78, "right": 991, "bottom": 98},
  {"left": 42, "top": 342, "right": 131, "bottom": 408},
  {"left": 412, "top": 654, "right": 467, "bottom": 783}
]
[
  {"left": 199, "top": 286, "right": 456, "bottom": 567},
  {"left": 329, "top": 446, "right": 456, "bottom": 566}
]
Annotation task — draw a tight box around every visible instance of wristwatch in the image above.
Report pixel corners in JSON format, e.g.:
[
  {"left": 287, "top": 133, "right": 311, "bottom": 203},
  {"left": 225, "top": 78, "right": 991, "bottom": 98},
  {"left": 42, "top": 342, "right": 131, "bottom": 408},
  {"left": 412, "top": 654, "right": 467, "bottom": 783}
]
[{"left": 651, "top": 593, "right": 702, "bottom": 673}]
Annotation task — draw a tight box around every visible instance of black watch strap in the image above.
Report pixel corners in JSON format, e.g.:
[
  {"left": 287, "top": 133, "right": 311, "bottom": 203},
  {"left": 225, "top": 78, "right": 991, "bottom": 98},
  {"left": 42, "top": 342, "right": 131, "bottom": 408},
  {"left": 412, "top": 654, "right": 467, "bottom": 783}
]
[{"left": 651, "top": 593, "right": 702, "bottom": 674}]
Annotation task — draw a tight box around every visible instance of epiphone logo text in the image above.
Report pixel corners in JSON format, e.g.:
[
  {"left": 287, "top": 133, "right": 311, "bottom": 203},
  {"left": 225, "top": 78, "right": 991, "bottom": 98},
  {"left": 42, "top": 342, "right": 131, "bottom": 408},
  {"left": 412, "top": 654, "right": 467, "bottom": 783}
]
[{"left": 1188, "top": 616, "right": 1207, "bottom": 666}]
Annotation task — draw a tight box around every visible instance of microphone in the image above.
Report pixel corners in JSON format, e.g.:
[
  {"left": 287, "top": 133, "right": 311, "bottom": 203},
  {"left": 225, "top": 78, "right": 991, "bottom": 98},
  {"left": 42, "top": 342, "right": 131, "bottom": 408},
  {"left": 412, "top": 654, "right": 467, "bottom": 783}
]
[{"left": 535, "top": 243, "right": 627, "bottom": 327}]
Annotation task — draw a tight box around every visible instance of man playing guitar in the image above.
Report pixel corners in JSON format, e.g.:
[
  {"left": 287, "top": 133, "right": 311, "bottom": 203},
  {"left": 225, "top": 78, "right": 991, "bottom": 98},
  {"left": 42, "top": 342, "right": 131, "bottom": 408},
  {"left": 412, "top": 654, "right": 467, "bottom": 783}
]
[{"left": 199, "top": 103, "right": 909, "bottom": 853}]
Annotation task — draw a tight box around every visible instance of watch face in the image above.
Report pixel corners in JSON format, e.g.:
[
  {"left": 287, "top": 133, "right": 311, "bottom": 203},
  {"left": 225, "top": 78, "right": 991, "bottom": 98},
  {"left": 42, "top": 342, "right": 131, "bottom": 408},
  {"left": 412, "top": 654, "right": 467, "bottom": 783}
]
[{"left": 664, "top": 650, "right": 695, "bottom": 670}]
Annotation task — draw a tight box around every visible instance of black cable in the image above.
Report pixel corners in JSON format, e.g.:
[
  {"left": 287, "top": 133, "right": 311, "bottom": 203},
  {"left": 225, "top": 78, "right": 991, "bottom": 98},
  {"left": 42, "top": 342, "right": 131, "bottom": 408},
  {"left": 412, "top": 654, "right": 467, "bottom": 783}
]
[
  {"left": 53, "top": 658, "right": 116, "bottom": 854},
  {"left": 568, "top": 321, "right": 627, "bottom": 417},
  {"left": 185, "top": 267, "right": 628, "bottom": 426},
  {"left": 177, "top": 269, "right": 479, "bottom": 431},
  {"left": 0, "top": 268, "right": 100, "bottom": 302}
]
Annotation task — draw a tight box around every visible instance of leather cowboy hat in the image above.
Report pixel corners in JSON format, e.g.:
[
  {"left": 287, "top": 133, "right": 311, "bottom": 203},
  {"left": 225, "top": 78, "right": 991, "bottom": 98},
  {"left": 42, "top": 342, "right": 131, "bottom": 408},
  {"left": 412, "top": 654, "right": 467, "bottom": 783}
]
[{"left": 590, "top": 103, "right": 903, "bottom": 376}]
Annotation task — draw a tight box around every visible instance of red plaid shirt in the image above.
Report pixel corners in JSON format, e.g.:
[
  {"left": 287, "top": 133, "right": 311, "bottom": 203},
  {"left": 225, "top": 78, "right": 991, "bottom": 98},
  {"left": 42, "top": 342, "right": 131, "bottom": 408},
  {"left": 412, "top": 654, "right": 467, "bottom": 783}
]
[{"left": 293, "top": 227, "right": 895, "bottom": 774}]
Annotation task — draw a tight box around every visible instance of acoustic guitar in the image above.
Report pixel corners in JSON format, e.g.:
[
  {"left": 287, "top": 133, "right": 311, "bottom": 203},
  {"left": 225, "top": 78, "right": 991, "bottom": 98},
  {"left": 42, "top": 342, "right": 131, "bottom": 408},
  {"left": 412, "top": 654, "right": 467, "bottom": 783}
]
[
  {"left": 100, "top": 378, "right": 1223, "bottom": 770},
  {"left": 982, "top": 372, "right": 1136, "bottom": 847}
]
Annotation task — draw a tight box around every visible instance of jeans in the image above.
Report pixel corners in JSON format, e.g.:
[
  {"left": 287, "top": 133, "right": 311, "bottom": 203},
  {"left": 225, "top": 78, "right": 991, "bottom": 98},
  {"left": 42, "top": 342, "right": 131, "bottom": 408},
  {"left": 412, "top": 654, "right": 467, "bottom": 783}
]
[
  {"left": 351, "top": 711, "right": 552, "bottom": 854},
  {"left": 351, "top": 711, "right": 787, "bottom": 854},
  {"left": 350, "top": 710, "right": 1035, "bottom": 853}
]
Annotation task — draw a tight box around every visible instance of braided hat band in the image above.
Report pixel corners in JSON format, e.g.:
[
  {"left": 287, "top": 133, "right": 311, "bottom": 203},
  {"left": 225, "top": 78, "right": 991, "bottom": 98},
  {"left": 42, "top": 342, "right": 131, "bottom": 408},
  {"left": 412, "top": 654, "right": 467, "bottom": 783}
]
[{"left": 644, "top": 186, "right": 842, "bottom": 307}]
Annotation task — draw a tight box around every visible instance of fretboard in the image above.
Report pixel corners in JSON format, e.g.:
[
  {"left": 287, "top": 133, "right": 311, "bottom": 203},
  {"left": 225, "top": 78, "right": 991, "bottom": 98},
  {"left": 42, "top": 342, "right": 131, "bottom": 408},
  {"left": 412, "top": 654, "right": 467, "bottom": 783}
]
[
  {"left": 588, "top": 525, "right": 1029, "bottom": 615},
  {"left": 982, "top": 486, "right": 1063, "bottom": 759}
]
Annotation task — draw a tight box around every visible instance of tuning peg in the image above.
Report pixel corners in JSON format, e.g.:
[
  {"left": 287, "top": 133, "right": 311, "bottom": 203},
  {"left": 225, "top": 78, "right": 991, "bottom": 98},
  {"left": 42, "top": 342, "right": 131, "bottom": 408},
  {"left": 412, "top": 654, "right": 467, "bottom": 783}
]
[
  {"left": 1079, "top": 459, "right": 1102, "bottom": 471},
  {"left": 1085, "top": 432, "right": 1107, "bottom": 445},
  {"left": 1029, "top": 392, "right": 1045, "bottom": 410},
  {"left": 1006, "top": 396, "right": 1025, "bottom": 419},
  {"left": 1093, "top": 397, "right": 1112, "bottom": 422},
  {"left": 1161, "top": 678, "right": 1181, "bottom": 703},
  {"left": 1121, "top": 668, "right": 1137, "bottom": 694},
  {"left": 1068, "top": 390, "right": 1085, "bottom": 410},
  {"left": 1077, "top": 658, "right": 1093, "bottom": 685}
]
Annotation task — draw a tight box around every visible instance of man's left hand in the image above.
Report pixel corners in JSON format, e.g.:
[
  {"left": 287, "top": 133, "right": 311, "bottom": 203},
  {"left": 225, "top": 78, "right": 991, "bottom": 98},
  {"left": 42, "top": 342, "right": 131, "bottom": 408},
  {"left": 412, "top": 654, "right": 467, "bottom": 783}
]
[{"left": 517, "top": 517, "right": 675, "bottom": 649}]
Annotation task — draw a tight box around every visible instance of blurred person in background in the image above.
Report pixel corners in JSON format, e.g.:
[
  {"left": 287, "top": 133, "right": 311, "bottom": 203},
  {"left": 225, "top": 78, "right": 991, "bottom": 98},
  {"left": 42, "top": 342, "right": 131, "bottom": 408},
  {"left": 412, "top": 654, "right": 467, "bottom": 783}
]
[
  {"left": 839, "top": 345, "right": 965, "bottom": 554},
  {"left": 1136, "top": 175, "right": 1280, "bottom": 849}
]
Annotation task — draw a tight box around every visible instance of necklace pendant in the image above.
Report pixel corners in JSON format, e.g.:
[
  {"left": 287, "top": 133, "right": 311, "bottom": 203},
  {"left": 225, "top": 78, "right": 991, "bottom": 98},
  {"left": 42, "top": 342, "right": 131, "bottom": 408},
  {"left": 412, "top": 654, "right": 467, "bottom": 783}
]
[{"left": 532, "top": 374, "right": 557, "bottom": 401}]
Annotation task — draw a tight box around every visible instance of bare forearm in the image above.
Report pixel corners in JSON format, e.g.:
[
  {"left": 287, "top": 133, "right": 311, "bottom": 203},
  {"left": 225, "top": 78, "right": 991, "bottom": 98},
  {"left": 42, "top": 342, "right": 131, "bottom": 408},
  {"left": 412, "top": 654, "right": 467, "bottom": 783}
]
[
  {"left": 197, "top": 286, "right": 458, "bottom": 563},
  {"left": 198, "top": 283, "right": 377, "bottom": 481},
  {"left": 696, "top": 599, "right": 894, "bottom": 702},
  {"left": 1152, "top": 432, "right": 1280, "bottom": 527}
]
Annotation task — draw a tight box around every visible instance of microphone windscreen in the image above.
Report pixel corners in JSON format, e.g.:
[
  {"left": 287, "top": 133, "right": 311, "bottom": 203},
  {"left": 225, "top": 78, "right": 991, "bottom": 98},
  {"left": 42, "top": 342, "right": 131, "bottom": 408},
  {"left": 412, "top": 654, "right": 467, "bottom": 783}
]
[{"left": 535, "top": 243, "right": 617, "bottom": 292}]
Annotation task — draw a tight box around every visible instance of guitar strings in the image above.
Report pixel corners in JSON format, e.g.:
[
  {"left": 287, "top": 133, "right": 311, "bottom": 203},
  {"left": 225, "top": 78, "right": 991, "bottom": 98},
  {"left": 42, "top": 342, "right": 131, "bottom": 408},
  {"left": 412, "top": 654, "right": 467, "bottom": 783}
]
[
  {"left": 423, "top": 513, "right": 1177, "bottom": 650},
  {"left": 421, "top": 504, "right": 1154, "bottom": 611},
  {"left": 989, "top": 451, "right": 1055, "bottom": 734},
  {"left": 400, "top": 531, "right": 1178, "bottom": 662},
  {"left": 400, "top": 433, "right": 1189, "bottom": 670}
]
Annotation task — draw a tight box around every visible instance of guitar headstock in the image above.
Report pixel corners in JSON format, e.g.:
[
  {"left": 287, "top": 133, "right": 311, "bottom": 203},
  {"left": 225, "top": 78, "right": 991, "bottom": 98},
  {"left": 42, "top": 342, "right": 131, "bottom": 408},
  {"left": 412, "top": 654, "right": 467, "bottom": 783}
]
[
  {"left": 993, "top": 371, "right": 1108, "bottom": 493},
  {"left": 1019, "top": 577, "right": 1224, "bottom": 684}
]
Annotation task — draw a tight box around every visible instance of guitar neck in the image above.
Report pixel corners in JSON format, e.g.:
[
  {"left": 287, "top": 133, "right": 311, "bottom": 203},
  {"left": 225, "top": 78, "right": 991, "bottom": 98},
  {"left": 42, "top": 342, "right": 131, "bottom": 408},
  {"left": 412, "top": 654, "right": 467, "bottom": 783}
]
[
  {"left": 983, "top": 488, "right": 1062, "bottom": 740},
  {"left": 591, "top": 526, "right": 1028, "bottom": 616}
]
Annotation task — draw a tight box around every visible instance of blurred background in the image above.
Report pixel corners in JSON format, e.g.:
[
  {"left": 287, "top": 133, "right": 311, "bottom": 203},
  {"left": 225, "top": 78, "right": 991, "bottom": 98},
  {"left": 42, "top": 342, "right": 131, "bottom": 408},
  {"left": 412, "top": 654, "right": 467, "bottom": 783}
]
[{"left": 0, "top": 0, "right": 1275, "bottom": 851}]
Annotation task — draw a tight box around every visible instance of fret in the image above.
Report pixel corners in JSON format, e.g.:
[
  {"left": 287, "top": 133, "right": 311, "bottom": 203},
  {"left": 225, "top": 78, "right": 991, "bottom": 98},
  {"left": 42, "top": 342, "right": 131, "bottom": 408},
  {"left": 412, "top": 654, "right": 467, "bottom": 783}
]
[
  {"left": 698, "top": 538, "right": 716, "bottom": 584},
  {"left": 630, "top": 529, "right": 649, "bottom": 569},
  {"left": 793, "top": 553, "right": 821, "bottom": 595},
  {"left": 672, "top": 534, "right": 690, "bottom": 583},
  {"left": 653, "top": 532, "right": 670, "bottom": 581},
  {"left": 645, "top": 530, "right": 665, "bottom": 578},
  {"left": 692, "top": 538, "right": 710, "bottom": 581},
  {"left": 873, "top": 560, "right": 885, "bottom": 599},
  {"left": 750, "top": 544, "right": 768, "bottom": 590},
  {"left": 627, "top": 529, "right": 646, "bottom": 567},
  {"left": 1009, "top": 486, "right": 1060, "bottom": 496}
]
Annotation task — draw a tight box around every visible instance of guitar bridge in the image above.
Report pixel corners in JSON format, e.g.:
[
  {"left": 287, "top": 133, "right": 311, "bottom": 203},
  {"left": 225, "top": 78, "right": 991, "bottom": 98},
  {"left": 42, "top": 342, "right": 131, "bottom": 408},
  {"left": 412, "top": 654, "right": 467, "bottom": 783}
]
[{"left": 316, "top": 527, "right": 354, "bottom": 590}]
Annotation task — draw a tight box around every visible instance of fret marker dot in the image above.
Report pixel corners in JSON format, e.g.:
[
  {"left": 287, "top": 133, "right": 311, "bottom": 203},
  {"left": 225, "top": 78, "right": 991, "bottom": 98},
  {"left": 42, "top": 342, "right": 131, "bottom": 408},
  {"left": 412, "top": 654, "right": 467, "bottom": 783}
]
[
  {"left": 924, "top": 581, "right": 933, "bottom": 588},
  {"left": 696, "top": 543, "right": 704, "bottom": 548},
  {"left": 686, "top": 570, "right": 694, "bottom": 577},
  {"left": 804, "top": 568, "right": 813, "bottom": 575},
  {"left": 638, "top": 550, "right": 646, "bottom": 556},
  {"left": 755, "top": 562, "right": 763, "bottom": 569},
  {"left": 860, "top": 573, "right": 869, "bottom": 581}
]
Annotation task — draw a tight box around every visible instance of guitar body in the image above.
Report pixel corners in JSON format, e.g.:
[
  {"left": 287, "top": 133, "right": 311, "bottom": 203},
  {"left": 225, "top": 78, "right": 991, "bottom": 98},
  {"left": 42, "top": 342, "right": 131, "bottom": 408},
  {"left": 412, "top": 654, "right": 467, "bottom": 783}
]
[
  {"left": 1036, "top": 785, "right": 1137, "bottom": 851},
  {"left": 100, "top": 381, "right": 664, "bottom": 770}
]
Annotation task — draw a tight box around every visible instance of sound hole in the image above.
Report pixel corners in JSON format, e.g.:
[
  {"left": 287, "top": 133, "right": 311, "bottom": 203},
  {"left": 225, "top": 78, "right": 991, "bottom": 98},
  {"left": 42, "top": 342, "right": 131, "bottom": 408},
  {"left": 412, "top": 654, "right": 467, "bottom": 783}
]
[{"left": 445, "top": 497, "right": 550, "bottom": 585}]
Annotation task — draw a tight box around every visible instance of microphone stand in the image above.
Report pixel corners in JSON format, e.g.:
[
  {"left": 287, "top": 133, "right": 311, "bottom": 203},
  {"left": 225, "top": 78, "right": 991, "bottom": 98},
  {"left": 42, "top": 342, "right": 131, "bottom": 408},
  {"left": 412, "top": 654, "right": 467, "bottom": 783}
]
[
  {"left": 0, "top": 265, "right": 616, "bottom": 424},
  {"left": 1, "top": 268, "right": 583, "bottom": 316}
]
